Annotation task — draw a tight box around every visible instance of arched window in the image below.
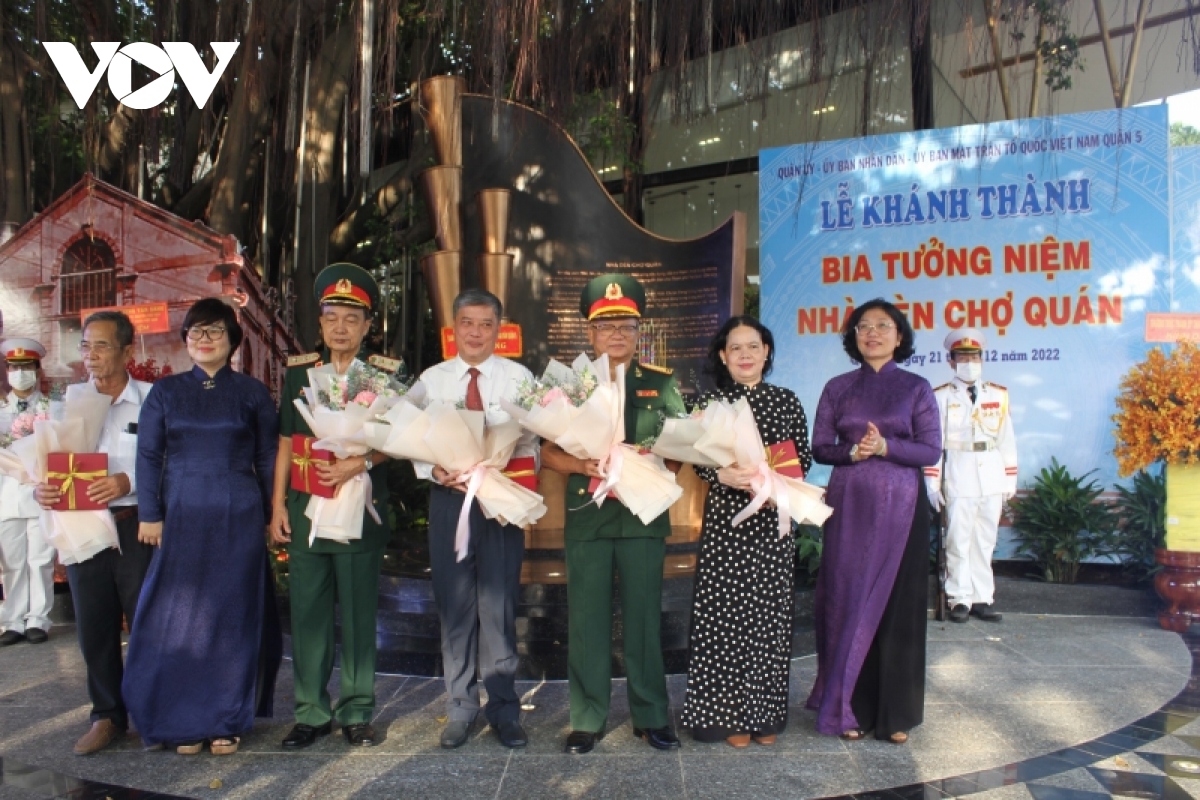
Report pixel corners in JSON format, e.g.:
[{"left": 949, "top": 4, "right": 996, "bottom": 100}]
[{"left": 60, "top": 237, "right": 117, "bottom": 314}]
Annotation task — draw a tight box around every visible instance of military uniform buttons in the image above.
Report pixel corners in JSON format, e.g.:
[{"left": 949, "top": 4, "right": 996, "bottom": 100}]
[{"left": 577, "top": 488, "right": 586, "bottom": 496}]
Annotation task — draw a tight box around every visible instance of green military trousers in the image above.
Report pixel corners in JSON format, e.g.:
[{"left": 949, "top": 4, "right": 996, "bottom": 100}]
[
  {"left": 565, "top": 536, "right": 669, "bottom": 732},
  {"left": 288, "top": 546, "right": 383, "bottom": 726}
]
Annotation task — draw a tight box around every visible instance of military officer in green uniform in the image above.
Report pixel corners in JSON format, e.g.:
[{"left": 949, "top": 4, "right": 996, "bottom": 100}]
[
  {"left": 269, "top": 262, "right": 402, "bottom": 749},
  {"left": 542, "top": 273, "right": 686, "bottom": 755}
]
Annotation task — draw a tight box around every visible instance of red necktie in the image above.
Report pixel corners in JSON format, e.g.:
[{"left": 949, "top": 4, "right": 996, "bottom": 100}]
[{"left": 465, "top": 367, "right": 484, "bottom": 411}]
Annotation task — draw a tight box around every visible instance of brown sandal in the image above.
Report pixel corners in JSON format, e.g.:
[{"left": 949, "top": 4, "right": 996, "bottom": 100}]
[
  {"left": 889, "top": 732, "right": 909, "bottom": 745},
  {"left": 751, "top": 733, "right": 777, "bottom": 746},
  {"left": 839, "top": 728, "right": 868, "bottom": 741},
  {"left": 210, "top": 736, "right": 240, "bottom": 755},
  {"left": 175, "top": 740, "right": 204, "bottom": 755},
  {"left": 725, "top": 733, "right": 751, "bottom": 748}
]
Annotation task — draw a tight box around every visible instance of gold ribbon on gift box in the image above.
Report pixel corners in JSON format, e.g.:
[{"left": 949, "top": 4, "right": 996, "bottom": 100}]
[
  {"left": 46, "top": 453, "right": 107, "bottom": 511},
  {"left": 765, "top": 443, "right": 801, "bottom": 472},
  {"left": 292, "top": 438, "right": 319, "bottom": 490},
  {"left": 502, "top": 469, "right": 536, "bottom": 479}
]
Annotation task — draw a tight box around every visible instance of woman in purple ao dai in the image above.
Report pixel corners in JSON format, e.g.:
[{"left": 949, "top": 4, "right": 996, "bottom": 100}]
[{"left": 807, "top": 299, "right": 941, "bottom": 744}]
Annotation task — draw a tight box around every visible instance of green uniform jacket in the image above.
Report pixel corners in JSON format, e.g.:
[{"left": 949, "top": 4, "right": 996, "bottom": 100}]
[
  {"left": 563, "top": 361, "right": 686, "bottom": 541},
  {"left": 280, "top": 347, "right": 398, "bottom": 554}
]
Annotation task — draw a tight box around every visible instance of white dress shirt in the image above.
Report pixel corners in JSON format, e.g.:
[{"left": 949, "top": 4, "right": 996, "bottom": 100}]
[
  {"left": 412, "top": 354, "right": 538, "bottom": 480},
  {"left": 70, "top": 376, "right": 151, "bottom": 508}
]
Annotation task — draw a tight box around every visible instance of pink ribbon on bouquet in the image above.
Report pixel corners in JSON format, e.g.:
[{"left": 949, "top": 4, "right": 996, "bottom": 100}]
[
  {"left": 730, "top": 461, "right": 794, "bottom": 538},
  {"left": 307, "top": 473, "right": 382, "bottom": 547},
  {"left": 451, "top": 464, "right": 489, "bottom": 562},
  {"left": 589, "top": 443, "right": 626, "bottom": 507}
]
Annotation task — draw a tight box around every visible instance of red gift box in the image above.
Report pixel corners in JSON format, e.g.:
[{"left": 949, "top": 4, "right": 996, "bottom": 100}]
[
  {"left": 47, "top": 452, "right": 109, "bottom": 511},
  {"left": 290, "top": 434, "right": 336, "bottom": 498},
  {"left": 765, "top": 440, "right": 805, "bottom": 478},
  {"left": 502, "top": 457, "right": 538, "bottom": 492}
]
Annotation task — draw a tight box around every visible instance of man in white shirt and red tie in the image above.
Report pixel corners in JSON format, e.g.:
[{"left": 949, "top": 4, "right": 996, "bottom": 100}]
[
  {"left": 925, "top": 329, "right": 1018, "bottom": 624},
  {"left": 414, "top": 288, "right": 538, "bottom": 750}
]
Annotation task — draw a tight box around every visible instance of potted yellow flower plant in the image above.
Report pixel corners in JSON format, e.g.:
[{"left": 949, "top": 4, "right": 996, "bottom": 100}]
[{"left": 1113, "top": 341, "right": 1200, "bottom": 631}]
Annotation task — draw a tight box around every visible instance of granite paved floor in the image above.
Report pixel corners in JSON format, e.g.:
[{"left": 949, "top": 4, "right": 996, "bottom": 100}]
[{"left": 0, "top": 613, "right": 1193, "bottom": 799}]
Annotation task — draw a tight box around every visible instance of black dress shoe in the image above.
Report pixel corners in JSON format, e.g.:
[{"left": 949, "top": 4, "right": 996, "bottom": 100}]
[
  {"left": 342, "top": 723, "right": 378, "bottom": 747},
  {"left": 281, "top": 721, "right": 332, "bottom": 749},
  {"left": 495, "top": 720, "right": 528, "bottom": 748},
  {"left": 564, "top": 729, "right": 604, "bottom": 754},
  {"left": 970, "top": 603, "right": 1003, "bottom": 622},
  {"left": 24, "top": 628, "right": 47, "bottom": 644},
  {"left": 948, "top": 604, "right": 970, "bottom": 623},
  {"left": 0, "top": 630, "right": 24, "bottom": 646},
  {"left": 633, "top": 726, "right": 681, "bottom": 750}
]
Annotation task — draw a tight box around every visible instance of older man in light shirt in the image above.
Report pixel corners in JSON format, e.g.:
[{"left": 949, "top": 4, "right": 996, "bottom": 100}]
[
  {"left": 416, "top": 288, "right": 537, "bottom": 751},
  {"left": 35, "top": 310, "right": 154, "bottom": 756}
]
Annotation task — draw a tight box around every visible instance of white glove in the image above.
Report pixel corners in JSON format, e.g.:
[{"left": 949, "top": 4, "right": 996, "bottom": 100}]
[{"left": 926, "top": 483, "right": 944, "bottom": 512}]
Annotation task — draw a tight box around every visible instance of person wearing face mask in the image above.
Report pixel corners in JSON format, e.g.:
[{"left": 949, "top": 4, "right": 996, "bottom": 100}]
[
  {"left": 924, "top": 329, "right": 1017, "bottom": 624},
  {"left": 0, "top": 339, "right": 54, "bottom": 647}
]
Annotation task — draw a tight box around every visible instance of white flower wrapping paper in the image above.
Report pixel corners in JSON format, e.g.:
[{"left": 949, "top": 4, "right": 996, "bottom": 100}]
[
  {"left": 6, "top": 385, "right": 118, "bottom": 564},
  {"left": 294, "top": 363, "right": 404, "bottom": 546},
  {"left": 652, "top": 397, "right": 833, "bottom": 536},
  {"left": 362, "top": 394, "right": 546, "bottom": 561},
  {"left": 502, "top": 353, "right": 682, "bottom": 526}
]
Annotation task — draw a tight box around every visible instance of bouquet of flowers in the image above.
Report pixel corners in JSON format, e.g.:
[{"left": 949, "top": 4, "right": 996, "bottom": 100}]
[
  {"left": 652, "top": 397, "right": 832, "bottom": 536},
  {"left": 6, "top": 384, "right": 118, "bottom": 564},
  {"left": 503, "top": 353, "right": 683, "bottom": 525},
  {"left": 362, "top": 396, "right": 546, "bottom": 561},
  {"left": 651, "top": 399, "right": 739, "bottom": 467},
  {"left": 293, "top": 361, "right": 408, "bottom": 546}
]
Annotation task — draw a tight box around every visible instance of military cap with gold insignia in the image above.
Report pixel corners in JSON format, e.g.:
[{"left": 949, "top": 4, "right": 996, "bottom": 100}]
[
  {"left": 944, "top": 328, "right": 985, "bottom": 352},
  {"left": 0, "top": 338, "right": 46, "bottom": 365},
  {"left": 314, "top": 262, "right": 380, "bottom": 312},
  {"left": 580, "top": 273, "right": 646, "bottom": 320}
]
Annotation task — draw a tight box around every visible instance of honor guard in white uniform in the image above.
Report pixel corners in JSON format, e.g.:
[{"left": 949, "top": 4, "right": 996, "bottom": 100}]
[
  {"left": 0, "top": 339, "right": 54, "bottom": 645},
  {"left": 924, "top": 329, "right": 1017, "bottom": 623}
]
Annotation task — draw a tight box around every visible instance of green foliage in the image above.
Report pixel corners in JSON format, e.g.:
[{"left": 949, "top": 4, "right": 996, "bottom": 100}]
[
  {"left": 566, "top": 89, "right": 637, "bottom": 175},
  {"left": 743, "top": 283, "right": 760, "bottom": 318},
  {"left": 1003, "top": 0, "right": 1083, "bottom": 92},
  {"left": 1111, "top": 468, "right": 1166, "bottom": 582},
  {"left": 1172, "top": 123, "right": 1200, "bottom": 147},
  {"left": 796, "top": 523, "right": 822, "bottom": 587},
  {"left": 1009, "top": 458, "right": 1118, "bottom": 583}
]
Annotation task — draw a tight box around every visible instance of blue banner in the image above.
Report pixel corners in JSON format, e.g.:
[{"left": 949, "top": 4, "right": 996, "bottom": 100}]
[{"left": 761, "top": 106, "right": 1171, "bottom": 490}]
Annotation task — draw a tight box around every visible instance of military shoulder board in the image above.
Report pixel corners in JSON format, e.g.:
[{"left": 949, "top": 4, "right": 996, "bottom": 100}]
[
  {"left": 288, "top": 352, "right": 320, "bottom": 368},
  {"left": 368, "top": 354, "right": 403, "bottom": 374},
  {"left": 640, "top": 362, "right": 673, "bottom": 375}
]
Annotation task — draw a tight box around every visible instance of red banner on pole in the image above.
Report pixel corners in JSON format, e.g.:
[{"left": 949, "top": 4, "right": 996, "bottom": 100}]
[
  {"left": 1145, "top": 312, "right": 1200, "bottom": 343},
  {"left": 440, "top": 323, "right": 524, "bottom": 360},
  {"left": 80, "top": 302, "right": 171, "bottom": 335}
]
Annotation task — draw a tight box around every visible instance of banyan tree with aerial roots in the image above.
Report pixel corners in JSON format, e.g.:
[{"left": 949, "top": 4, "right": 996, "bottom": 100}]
[{"left": 1, "top": 0, "right": 1198, "bottom": 348}]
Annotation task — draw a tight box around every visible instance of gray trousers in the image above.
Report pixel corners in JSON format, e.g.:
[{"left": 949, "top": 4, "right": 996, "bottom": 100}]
[{"left": 428, "top": 486, "right": 524, "bottom": 726}]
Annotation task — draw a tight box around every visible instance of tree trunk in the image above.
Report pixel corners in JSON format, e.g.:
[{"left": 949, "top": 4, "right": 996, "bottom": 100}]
[
  {"left": 0, "top": 36, "right": 29, "bottom": 226},
  {"left": 983, "top": 0, "right": 1013, "bottom": 120},
  {"left": 292, "top": 20, "right": 359, "bottom": 347},
  {"left": 1029, "top": 20, "right": 1045, "bottom": 117},
  {"left": 207, "top": 10, "right": 281, "bottom": 241}
]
